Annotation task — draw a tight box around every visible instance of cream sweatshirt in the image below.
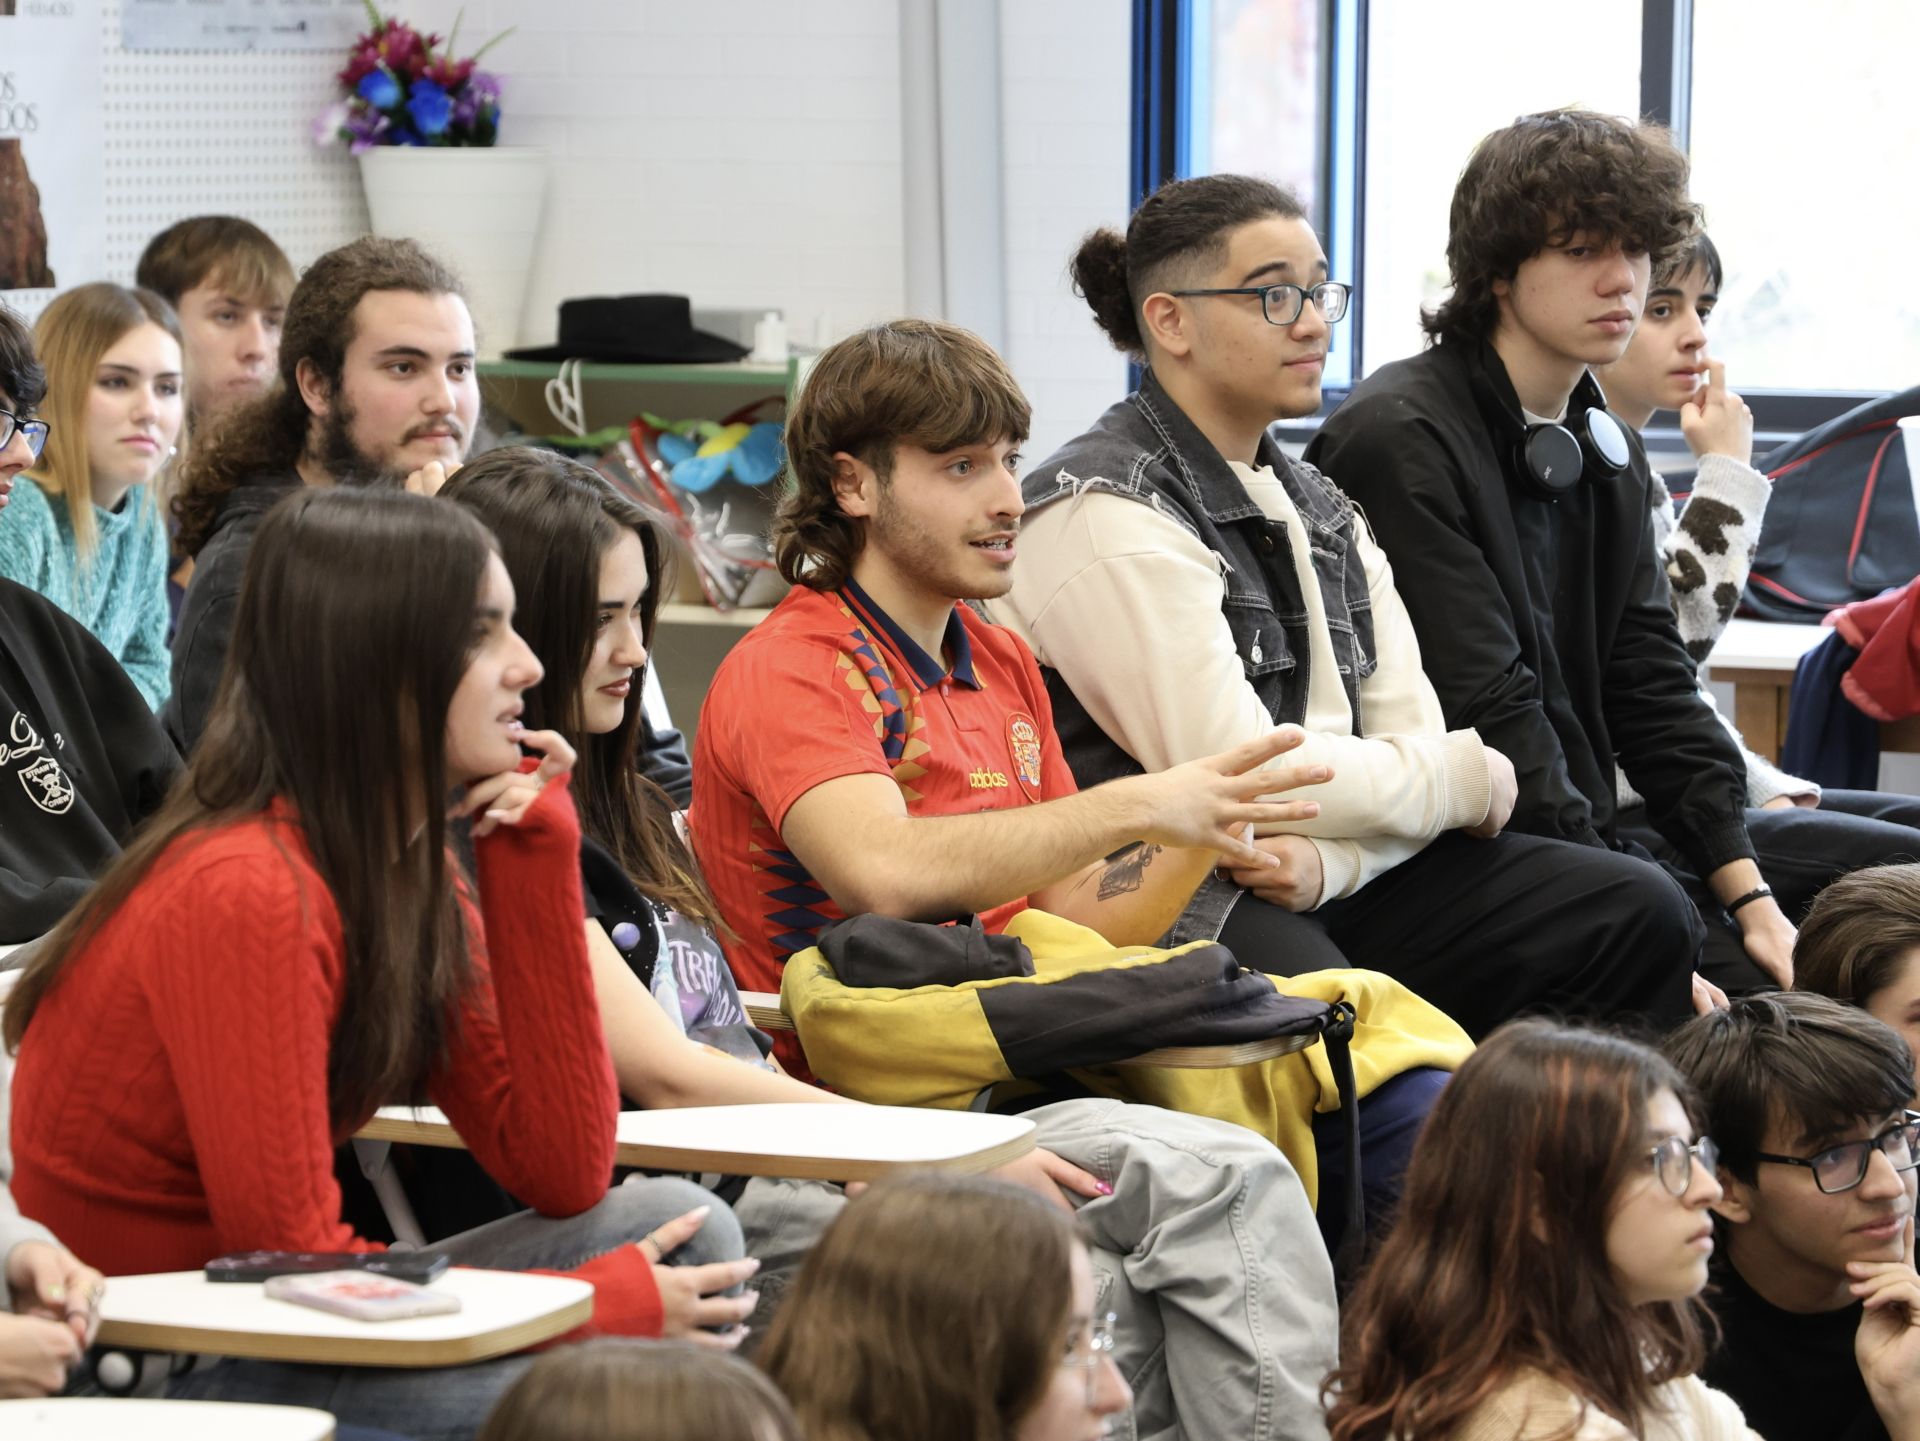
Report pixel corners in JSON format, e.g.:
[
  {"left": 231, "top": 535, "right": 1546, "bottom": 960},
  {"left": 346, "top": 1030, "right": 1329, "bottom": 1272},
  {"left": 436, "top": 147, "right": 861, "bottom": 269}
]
[
  {"left": 991, "top": 464, "right": 1490, "bottom": 906},
  {"left": 1452, "top": 1369, "right": 1761, "bottom": 1441}
]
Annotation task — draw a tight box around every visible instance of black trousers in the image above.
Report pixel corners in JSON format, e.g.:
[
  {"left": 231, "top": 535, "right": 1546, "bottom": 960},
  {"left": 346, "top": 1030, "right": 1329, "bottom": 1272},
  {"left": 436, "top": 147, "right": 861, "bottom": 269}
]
[
  {"left": 1217, "top": 830, "right": 1702, "bottom": 1040},
  {"left": 1618, "top": 789, "right": 1920, "bottom": 993}
]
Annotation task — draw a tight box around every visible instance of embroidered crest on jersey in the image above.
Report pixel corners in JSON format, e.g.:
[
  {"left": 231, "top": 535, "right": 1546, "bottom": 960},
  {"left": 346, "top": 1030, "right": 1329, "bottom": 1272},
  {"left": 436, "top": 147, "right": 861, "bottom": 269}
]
[
  {"left": 4, "top": 713, "right": 73, "bottom": 814},
  {"left": 1007, "top": 712, "right": 1043, "bottom": 801}
]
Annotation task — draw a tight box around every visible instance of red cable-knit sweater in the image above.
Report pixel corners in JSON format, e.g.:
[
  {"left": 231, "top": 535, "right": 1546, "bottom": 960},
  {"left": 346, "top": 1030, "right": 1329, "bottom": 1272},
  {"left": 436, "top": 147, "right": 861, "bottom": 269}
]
[{"left": 8, "top": 776, "right": 664, "bottom": 1338}]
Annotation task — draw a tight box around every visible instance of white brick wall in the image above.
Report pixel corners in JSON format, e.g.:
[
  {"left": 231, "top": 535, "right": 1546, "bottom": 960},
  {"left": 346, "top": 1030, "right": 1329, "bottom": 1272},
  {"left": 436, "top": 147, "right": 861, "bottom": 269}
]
[
  {"left": 449, "top": 0, "right": 1129, "bottom": 448},
  {"left": 54, "top": 1, "right": 1130, "bottom": 455},
  {"left": 400, "top": 0, "right": 907, "bottom": 349},
  {"left": 997, "top": 0, "right": 1131, "bottom": 467}
]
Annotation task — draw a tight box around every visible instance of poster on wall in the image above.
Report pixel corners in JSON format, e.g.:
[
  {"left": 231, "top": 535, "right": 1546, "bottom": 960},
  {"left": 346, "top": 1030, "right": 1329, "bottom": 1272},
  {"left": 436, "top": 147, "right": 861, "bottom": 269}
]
[
  {"left": 0, "top": 0, "right": 104, "bottom": 303},
  {"left": 122, "top": 0, "right": 364, "bottom": 51}
]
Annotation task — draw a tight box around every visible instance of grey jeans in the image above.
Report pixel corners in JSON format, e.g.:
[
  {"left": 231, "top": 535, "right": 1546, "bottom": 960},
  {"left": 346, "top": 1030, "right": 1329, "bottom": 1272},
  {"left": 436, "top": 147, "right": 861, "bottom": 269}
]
[
  {"left": 155, "top": 1176, "right": 741, "bottom": 1441},
  {"left": 734, "top": 1097, "right": 1337, "bottom": 1441}
]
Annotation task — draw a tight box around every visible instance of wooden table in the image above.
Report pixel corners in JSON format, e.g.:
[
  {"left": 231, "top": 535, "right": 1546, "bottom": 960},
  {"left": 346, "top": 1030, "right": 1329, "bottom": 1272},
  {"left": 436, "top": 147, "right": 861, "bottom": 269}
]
[
  {"left": 96, "top": 1267, "right": 593, "bottom": 1367},
  {"left": 1704, "top": 618, "right": 1920, "bottom": 762},
  {"left": 358, "top": 1101, "right": 1037, "bottom": 1183},
  {"left": 0, "top": 1399, "right": 335, "bottom": 1439}
]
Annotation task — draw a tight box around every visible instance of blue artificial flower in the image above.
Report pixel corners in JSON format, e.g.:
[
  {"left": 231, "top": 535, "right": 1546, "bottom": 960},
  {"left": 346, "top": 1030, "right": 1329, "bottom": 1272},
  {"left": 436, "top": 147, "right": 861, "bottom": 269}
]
[
  {"left": 406, "top": 78, "right": 453, "bottom": 138},
  {"left": 356, "top": 67, "right": 402, "bottom": 111}
]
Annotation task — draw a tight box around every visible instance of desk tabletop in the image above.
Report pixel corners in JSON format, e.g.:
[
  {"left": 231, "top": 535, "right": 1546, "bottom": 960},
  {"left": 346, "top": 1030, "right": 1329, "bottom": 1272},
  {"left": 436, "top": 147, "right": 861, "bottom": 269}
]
[
  {"left": 1705, "top": 617, "right": 1829, "bottom": 673},
  {"left": 97, "top": 1267, "right": 592, "bottom": 1367},
  {"left": 360, "top": 1101, "right": 1037, "bottom": 1182},
  {"left": 0, "top": 1398, "right": 335, "bottom": 1438}
]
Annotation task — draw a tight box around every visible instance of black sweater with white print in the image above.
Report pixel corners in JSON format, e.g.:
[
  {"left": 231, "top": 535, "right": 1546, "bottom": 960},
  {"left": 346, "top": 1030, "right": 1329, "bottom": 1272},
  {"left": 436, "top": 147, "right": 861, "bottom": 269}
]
[{"left": 0, "top": 578, "right": 179, "bottom": 941}]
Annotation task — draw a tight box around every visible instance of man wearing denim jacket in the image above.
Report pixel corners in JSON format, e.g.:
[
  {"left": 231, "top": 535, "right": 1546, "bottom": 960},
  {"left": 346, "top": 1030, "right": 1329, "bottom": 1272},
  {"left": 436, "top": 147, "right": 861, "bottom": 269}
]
[{"left": 994, "top": 174, "right": 1706, "bottom": 1037}]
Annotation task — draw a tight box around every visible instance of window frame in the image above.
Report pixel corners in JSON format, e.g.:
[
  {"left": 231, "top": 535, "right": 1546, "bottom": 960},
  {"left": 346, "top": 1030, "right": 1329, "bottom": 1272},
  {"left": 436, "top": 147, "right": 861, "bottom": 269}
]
[{"left": 1141, "top": 0, "right": 1880, "bottom": 445}]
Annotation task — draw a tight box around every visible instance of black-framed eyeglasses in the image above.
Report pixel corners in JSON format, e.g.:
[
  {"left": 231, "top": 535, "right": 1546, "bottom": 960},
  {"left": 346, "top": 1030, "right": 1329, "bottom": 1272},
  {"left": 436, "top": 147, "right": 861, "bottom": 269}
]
[
  {"left": 0, "top": 409, "right": 50, "bottom": 462},
  {"left": 1753, "top": 1112, "right": 1920, "bottom": 1195},
  {"left": 1648, "top": 1134, "right": 1719, "bottom": 1197},
  {"left": 1165, "top": 281, "right": 1352, "bottom": 327}
]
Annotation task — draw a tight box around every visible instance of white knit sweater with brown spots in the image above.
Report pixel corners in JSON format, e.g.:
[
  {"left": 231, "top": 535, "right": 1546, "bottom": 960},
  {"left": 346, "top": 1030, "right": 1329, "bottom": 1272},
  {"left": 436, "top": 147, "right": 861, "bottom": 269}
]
[{"left": 1617, "top": 455, "right": 1819, "bottom": 810}]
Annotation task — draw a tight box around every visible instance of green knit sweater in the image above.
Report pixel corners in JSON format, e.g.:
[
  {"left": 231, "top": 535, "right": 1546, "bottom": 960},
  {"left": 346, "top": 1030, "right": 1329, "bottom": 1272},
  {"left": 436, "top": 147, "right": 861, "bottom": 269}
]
[{"left": 0, "top": 477, "right": 172, "bottom": 708}]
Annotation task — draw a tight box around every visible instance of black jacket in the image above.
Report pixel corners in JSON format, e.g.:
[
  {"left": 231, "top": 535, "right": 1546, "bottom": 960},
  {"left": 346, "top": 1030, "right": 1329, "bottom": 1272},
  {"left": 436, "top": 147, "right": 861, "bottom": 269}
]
[
  {"left": 1307, "top": 338, "right": 1754, "bottom": 878},
  {"left": 0, "top": 579, "right": 180, "bottom": 940},
  {"left": 164, "top": 476, "right": 298, "bottom": 753}
]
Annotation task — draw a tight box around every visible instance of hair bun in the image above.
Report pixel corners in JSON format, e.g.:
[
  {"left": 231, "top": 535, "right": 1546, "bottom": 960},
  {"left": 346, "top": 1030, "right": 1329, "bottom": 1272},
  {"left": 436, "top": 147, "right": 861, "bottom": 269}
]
[{"left": 1070, "top": 228, "right": 1142, "bottom": 355}]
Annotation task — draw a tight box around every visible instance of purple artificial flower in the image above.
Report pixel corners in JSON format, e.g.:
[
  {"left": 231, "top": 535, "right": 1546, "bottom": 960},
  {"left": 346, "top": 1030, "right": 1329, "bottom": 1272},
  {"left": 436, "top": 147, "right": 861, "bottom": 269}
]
[
  {"left": 405, "top": 77, "right": 452, "bottom": 137},
  {"left": 344, "top": 109, "right": 392, "bottom": 154},
  {"left": 450, "top": 70, "right": 500, "bottom": 128},
  {"left": 357, "top": 67, "right": 402, "bottom": 111}
]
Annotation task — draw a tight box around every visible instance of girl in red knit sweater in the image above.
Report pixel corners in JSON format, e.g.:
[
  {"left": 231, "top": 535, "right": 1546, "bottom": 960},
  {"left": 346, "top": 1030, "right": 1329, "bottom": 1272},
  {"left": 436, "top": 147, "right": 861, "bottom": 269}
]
[{"left": 3, "top": 489, "right": 754, "bottom": 1441}]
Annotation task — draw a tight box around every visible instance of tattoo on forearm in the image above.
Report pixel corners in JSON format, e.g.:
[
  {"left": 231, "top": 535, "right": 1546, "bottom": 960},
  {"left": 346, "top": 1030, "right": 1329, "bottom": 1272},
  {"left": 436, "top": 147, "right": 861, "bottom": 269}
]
[{"left": 1095, "top": 842, "right": 1162, "bottom": 901}]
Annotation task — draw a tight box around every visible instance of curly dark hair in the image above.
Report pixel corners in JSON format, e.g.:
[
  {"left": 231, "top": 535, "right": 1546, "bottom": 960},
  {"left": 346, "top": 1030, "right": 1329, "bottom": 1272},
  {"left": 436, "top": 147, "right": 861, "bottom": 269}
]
[
  {"left": 172, "top": 236, "right": 462, "bottom": 557},
  {"left": 1425, "top": 109, "right": 1699, "bottom": 345},
  {"left": 772, "top": 319, "right": 1029, "bottom": 591}
]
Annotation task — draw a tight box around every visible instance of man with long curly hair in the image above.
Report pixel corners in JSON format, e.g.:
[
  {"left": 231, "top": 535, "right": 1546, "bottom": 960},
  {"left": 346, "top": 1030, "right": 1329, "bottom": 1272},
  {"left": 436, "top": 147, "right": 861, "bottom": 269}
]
[{"left": 164, "top": 235, "right": 476, "bottom": 751}]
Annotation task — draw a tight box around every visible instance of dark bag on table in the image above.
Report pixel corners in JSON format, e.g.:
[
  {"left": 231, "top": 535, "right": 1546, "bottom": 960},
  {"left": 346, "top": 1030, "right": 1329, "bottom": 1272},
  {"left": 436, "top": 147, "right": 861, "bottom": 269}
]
[{"left": 1733, "top": 385, "right": 1920, "bottom": 622}]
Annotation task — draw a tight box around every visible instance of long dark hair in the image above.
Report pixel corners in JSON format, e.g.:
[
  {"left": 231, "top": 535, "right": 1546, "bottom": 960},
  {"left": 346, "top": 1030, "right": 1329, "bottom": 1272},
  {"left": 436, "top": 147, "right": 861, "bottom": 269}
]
[
  {"left": 1325, "top": 1020, "right": 1709, "bottom": 1441},
  {"left": 1071, "top": 173, "right": 1306, "bottom": 358},
  {"left": 760, "top": 1172, "right": 1079, "bottom": 1441},
  {"left": 4, "top": 488, "right": 498, "bottom": 1132},
  {"left": 173, "top": 236, "right": 463, "bottom": 556},
  {"left": 443, "top": 448, "right": 719, "bottom": 930}
]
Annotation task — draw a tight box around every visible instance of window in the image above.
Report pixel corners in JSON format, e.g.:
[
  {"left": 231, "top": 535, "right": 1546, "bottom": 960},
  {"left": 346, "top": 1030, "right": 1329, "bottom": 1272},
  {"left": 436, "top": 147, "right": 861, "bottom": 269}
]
[
  {"left": 1148, "top": 0, "right": 1903, "bottom": 427},
  {"left": 1178, "top": 0, "right": 1354, "bottom": 385},
  {"left": 1687, "top": 0, "right": 1920, "bottom": 394},
  {"left": 1359, "top": 0, "right": 1640, "bottom": 371},
  {"left": 1192, "top": 0, "right": 1327, "bottom": 215}
]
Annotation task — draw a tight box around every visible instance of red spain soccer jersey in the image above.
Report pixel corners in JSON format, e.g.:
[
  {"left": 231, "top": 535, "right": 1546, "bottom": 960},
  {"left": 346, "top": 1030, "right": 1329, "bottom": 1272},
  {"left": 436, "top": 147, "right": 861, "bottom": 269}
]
[{"left": 690, "top": 580, "right": 1076, "bottom": 1066}]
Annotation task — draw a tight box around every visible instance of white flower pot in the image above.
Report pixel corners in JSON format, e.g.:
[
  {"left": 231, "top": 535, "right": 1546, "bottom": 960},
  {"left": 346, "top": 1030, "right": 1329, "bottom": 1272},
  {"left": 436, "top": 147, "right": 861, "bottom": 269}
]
[{"left": 356, "top": 146, "right": 549, "bottom": 358}]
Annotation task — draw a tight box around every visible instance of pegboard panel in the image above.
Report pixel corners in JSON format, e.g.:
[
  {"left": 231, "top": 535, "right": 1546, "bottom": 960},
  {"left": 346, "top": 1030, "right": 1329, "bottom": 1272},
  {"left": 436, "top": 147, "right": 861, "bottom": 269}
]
[{"left": 9, "top": 0, "right": 369, "bottom": 323}]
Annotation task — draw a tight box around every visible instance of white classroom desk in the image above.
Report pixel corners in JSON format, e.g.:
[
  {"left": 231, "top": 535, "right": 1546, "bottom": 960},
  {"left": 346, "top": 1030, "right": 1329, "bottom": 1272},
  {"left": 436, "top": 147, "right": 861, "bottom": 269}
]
[
  {"left": 1704, "top": 618, "right": 1920, "bottom": 762},
  {"left": 0, "top": 1398, "right": 335, "bottom": 1440},
  {"left": 359, "top": 1101, "right": 1037, "bottom": 1182},
  {"left": 97, "top": 1267, "right": 593, "bottom": 1367}
]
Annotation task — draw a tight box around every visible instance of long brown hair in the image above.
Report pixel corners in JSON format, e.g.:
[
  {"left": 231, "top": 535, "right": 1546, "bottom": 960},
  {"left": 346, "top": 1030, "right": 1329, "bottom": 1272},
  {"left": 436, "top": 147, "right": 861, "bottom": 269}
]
[
  {"left": 29, "top": 282, "right": 185, "bottom": 559},
  {"left": 173, "top": 236, "right": 462, "bottom": 557},
  {"left": 442, "top": 447, "right": 719, "bottom": 929},
  {"left": 772, "top": 319, "right": 1030, "bottom": 591},
  {"left": 759, "top": 1171, "right": 1079, "bottom": 1441},
  {"left": 476, "top": 1340, "right": 800, "bottom": 1441},
  {"left": 1325, "top": 1020, "right": 1709, "bottom": 1441},
  {"left": 4, "top": 488, "right": 497, "bottom": 1133}
]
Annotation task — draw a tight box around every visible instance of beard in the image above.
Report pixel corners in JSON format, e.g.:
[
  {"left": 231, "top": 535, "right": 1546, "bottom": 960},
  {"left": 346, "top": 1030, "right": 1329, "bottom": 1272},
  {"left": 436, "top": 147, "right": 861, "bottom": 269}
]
[
  {"left": 315, "top": 391, "right": 401, "bottom": 487},
  {"left": 313, "top": 390, "right": 467, "bottom": 488}
]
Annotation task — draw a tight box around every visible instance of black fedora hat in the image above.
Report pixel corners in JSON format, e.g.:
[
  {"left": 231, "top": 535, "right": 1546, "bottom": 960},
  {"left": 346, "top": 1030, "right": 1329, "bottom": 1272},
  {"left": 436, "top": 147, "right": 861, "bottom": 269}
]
[{"left": 505, "top": 294, "right": 750, "bottom": 364}]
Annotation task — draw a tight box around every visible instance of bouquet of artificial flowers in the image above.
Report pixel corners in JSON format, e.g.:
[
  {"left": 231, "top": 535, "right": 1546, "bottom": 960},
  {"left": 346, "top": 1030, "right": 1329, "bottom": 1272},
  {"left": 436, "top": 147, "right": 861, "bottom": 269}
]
[{"left": 316, "top": 2, "right": 510, "bottom": 152}]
